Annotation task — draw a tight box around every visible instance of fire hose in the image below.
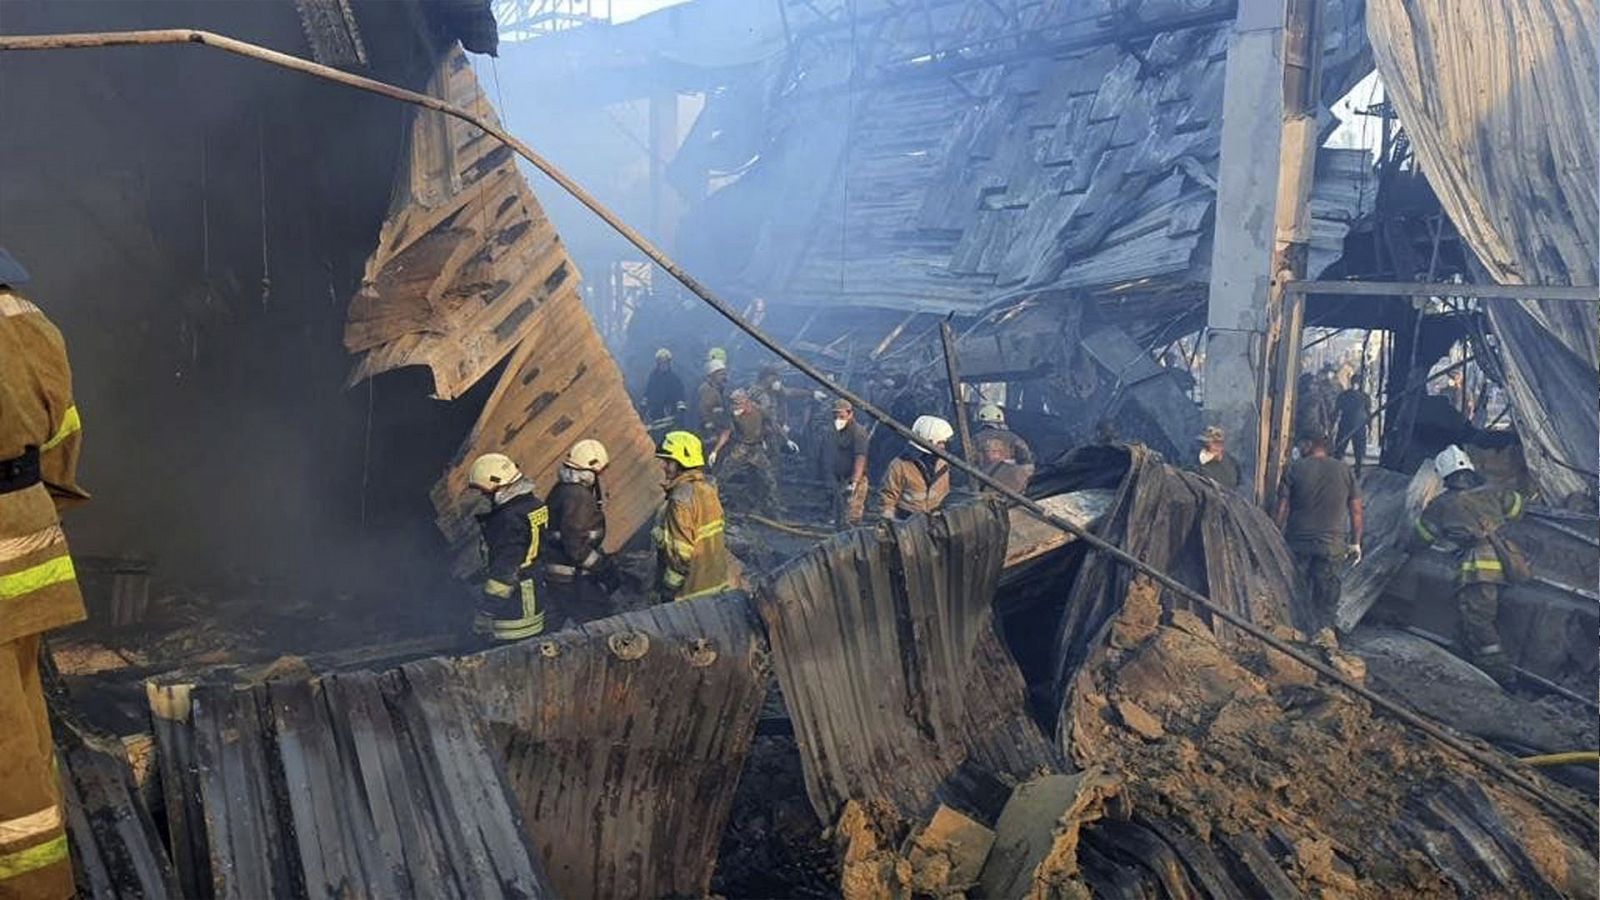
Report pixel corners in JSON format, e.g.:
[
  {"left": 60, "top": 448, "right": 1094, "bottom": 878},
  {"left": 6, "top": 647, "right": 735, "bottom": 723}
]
[{"left": 0, "top": 29, "right": 1591, "bottom": 830}]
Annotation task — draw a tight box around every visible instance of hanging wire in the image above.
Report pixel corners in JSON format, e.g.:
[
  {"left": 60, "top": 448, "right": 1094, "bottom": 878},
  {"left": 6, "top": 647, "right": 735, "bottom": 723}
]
[{"left": 258, "top": 115, "right": 271, "bottom": 307}]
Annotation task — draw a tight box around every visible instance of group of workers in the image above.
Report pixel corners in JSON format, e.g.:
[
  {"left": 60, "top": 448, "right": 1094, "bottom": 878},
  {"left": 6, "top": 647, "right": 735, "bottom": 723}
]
[{"left": 1192, "top": 411, "right": 1522, "bottom": 687}]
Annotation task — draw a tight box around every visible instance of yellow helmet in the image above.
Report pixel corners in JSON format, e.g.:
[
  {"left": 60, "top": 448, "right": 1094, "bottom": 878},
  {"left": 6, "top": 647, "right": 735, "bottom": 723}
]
[
  {"left": 468, "top": 452, "right": 522, "bottom": 491},
  {"left": 708, "top": 347, "right": 727, "bottom": 363},
  {"left": 565, "top": 438, "right": 610, "bottom": 472},
  {"left": 976, "top": 403, "right": 1005, "bottom": 425},
  {"left": 656, "top": 430, "right": 706, "bottom": 469}
]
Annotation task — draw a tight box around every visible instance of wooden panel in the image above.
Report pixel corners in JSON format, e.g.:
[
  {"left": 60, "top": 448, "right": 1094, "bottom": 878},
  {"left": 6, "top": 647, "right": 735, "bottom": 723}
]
[
  {"left": 431, "top": 287, "right": 658, "bottom": 571},
  {"left": 346, "top": 46, "right": 583, "bottom": 401}
]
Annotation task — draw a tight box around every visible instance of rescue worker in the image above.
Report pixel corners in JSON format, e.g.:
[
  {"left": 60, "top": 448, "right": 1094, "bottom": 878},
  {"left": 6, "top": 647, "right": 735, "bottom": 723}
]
[
  {"left": 881, "top": 415, "right": 954, "bottom": 520},
  {"left": 827, "top": 398, "right": 870, "bottom": 528},
  {"left": 710, "top": 389, "right": 780, "bottom": 515},
  {"left": 1193, "top": 425, "right": 1242, "bottom": 490},
  {"left": 1275, "top": 430, "right": 1363, "bottom": 630},
  {"left": 978, "top": 435, "right": 1030, "bottom": 495},
  {"left": 653, "top": 431, "right": 730, "bottom": 601},
  {"left": 1412, "top": 445, "right": 1525, "bottom": 685},
  {"left": 641, "top": 348, "right": 686, "bottom": 425},
  {"left": 749, "top": 364, "right": 805, "bottom": 452},
  {"left": 544, "top": 439, "right": 617, "bottom": 624},
  {"left": 1333, "top": 380, "right": 1371, "bottom": 470},
  {"left": 0, "top": 250, "right": 86, "bottom": 899},
  {"left": 467, "top": 453, "right": 548, "bottom": 641},
  {"left": 972, "top": 403, "right": 1034, "bottom": 477},
  {"left": 697, "top": 357, "right": 730, "bottom": 442}
]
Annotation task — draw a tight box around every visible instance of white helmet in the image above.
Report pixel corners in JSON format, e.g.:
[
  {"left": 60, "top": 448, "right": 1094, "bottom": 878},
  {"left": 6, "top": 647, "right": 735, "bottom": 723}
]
[
  {"left": 976, "top": 403, "right": 1005, "bottom": 425},
  {"left": 468, "top": 453, "right": 522, "bottom": 491},
  {"left": 565, "top": 439, "right": 609, "bottom": 472},
  {"left": 911, "top": 415, "right": 955, "bottom": 448},
  {"left": 1434, "top": 444, "right": 1475, "bottom": 479},
  {"left": 706, "top": 357, "right": 727, "bottom": 375}
]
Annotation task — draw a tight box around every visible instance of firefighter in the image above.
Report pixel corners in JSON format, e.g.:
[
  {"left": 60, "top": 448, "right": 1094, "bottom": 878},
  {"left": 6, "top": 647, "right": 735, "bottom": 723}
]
[
  {"left": 697, "top": 357, "right": 730, "bottom": 442},
  {"left": 544, "top": 439, "right": 617, "bottom": 625},
  {"left": 641, "top": 348, "right": 686, "bottom": 426},
  {"left": 880, "top": 415, "right": 954, "bottom": 520},
  {"left": 0, "top": 249, "right": 86, "bottom": 896},
  {"left": 710, "top": 389, "right": 780, "bottom": 516},
  {"left": 972, "top": 403, "right": 1034, "bottom": 477},
  {"left": 1412, "top": 445, "right": 1526, "bottom": 685},
  {"left": 652, "top": 431, "right": 730, "bottom": 601},
  {"left": 0, "top": 250, "right": 86, "bottom": 899},
  {"left": 467, "top": 453, "right": 549, "bottom": 641}
]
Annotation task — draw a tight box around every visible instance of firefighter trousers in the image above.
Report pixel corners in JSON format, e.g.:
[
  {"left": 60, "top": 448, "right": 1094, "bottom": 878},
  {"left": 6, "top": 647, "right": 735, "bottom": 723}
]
[
  {"left": 0, "top": 635, "right": 73, "bottom": 900},
  {"left": 1457, "top": 582, "right": 1510, "bottom": 683}
]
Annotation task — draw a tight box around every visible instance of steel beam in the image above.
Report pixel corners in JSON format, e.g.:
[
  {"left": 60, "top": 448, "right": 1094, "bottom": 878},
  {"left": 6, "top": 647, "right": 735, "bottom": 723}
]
[{"left": 1285, "top": 280, "right": 1600, "bottom": 302}]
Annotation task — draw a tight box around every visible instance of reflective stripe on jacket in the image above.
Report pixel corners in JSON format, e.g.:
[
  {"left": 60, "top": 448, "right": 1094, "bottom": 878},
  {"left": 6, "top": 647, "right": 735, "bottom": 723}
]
[
  {"left": 653, "top": 469, "right": 729, "bottom": 600},
  {"left": 1415, "top": 486, "right": 1524, "bottom": 586},
  {"left": 0, "top": 290, "right": 86, "bottom": 645},
  {"left": 477, "top": 480, "right": 549, "bottom": 638},
  {"left": 879, "top": 453, "right": 950, "bottom": 520}
]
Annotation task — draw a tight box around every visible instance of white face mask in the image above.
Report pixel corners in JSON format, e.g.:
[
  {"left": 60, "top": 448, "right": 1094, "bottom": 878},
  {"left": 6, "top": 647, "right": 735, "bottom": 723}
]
[
  {"left": 834, "top": 417, "right": 849, "bottom": 431},
  {"left": 771, "top": 380, "right": 782, "bottom": 391},
  {"left": 1198, "top": 448, "right": 1219, "bottom": 465}
]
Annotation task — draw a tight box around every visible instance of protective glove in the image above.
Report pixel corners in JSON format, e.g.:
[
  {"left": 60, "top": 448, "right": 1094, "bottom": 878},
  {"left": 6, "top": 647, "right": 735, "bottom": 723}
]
[
  {"left": 785, "top": 439, "right": 800, "bottom": 454},
  {"left": 1347, "top": 544, "right": 1363, "bottom": 565}
]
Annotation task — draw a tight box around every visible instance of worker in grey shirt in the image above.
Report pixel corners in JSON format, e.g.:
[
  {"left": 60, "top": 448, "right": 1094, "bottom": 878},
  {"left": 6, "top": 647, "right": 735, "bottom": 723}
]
[{"left": 1274, "top": 430, "right": 1363, "bottom": 631}]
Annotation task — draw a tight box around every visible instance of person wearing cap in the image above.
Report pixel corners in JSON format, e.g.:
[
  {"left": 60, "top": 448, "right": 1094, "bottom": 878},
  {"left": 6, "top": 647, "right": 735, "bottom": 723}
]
[
  {"left": 0, "top": 248, "right": 88, "bottom": 898},
  {"left": 972, "top": 403, "right": 1034, "bottom": 478},
  {"left": 1192, "top": 425, "right": 1241, "bottom": 490},
  {"left": 827, "top": 399, "right": 871, "bottom": 527},
  {"left": 881, "top": 415, "right": 954, "bottom": 520},
  {"left": 1275, "top": 429, "right": 1363, "bottom": 630},
  {"left": 1411, "top": 445, "right": 1526, "bottom": 685},
  {"left": 543, "top": 439, "right": 617, "bottom": 624},
  {"left": 642, "top": 348, "right": 686, "bottom": 425},
  {"left": 749, "top": 363, "right": 806, "bottom": 452},
  {"left": 697, "top": 357, "right": 730, "bottom": 442},
  {"left": 709, "top": 388, "right": 780, "bottom": 515}
]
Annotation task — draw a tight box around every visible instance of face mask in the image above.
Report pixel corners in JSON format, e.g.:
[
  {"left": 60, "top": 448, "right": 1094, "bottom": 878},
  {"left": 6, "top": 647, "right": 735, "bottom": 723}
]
[
  {"left": 771, "top": 380, "right": 782, "bottom": 391},
  {"left": 1198, "top": 448, "right": 1218, "bottom": 465},
  {"left": 834, "top": 417, "right": 849, "bottom": 431}
]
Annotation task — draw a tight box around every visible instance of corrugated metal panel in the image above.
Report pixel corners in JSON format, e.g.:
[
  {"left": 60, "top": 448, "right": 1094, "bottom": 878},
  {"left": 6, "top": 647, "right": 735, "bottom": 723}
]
[
  {"left": 430, "top": 286, "right": 659, "bottom": 573},
  {"left": 459, "top": 595, "right": 768, "bottom": 900},
  {"left": 1369, "top": 0, "right": 1599, "bottom": 504},
  {"left": 346, "top": 47, "right": 580, "bottom": 402},
  {"left": 759, "top": 501, "right": 1062, "bottom": 825},
  {"left": 146, "top": 668, "right": 554, "bottom": 900}
]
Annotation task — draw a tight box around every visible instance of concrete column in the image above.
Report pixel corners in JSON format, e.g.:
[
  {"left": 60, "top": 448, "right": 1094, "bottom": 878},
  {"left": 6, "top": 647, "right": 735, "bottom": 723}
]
[{"left": 1202, "top": 0, "right": 1321, "bottom": 504}]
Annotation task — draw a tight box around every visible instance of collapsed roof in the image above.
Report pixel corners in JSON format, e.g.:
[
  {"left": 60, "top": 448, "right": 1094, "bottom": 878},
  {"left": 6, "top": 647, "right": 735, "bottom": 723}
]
[{"left": 672, "top": 0, "right": 1374, "bottom": 321}]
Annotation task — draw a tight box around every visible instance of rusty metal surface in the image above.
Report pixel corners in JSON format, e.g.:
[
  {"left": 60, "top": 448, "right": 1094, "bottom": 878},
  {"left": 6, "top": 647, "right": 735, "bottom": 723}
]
[
  {"left": 759, "top": 501, "right": 1061, "bottom": 825},
  {"left": 147, "top": 668, "right": 553, "bottom": 900},
  {"left": 458, "top": 595, "right": 769, "bottom": 900}
]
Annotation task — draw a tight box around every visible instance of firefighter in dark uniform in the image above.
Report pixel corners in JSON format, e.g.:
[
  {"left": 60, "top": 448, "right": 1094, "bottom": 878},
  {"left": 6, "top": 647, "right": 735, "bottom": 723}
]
[
  {"left": 1413, "top": 445, "right": 1526, "bottom": 685},
  {"left": 467, "top": 453, "right": 548, "bottom": 641},
  {"left": 544, "top": 439, "right": 617, "bottom": 624}
]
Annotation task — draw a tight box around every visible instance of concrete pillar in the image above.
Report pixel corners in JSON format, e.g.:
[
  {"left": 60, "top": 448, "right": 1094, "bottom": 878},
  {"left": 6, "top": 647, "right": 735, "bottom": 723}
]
[{"left": 1202, "top": 0, "right": 1321, "bottom": 504}]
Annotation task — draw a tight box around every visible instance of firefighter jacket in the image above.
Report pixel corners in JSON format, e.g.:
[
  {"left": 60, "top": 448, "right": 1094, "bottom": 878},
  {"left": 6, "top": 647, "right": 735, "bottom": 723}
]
[
  {"left": 653, "top": 469, "right": 729, "bottom": 600},
  {"left": 0, "top": 289, "right": 86, "bottom": 647},
  {"left": 546, "top": 469, "right": 606, "bottom": 580},
  {"left": 477, "top": 478, "right": 549, "bottom": 639},
  {"left": 1415, "top": 485, "right": 1525, "bottom": 586},
  {"left": 697, "top": 377, "right": 728, "bottom": 437},
  {"left": 880, "top": 452, "right": 951, "bottom": 520}
]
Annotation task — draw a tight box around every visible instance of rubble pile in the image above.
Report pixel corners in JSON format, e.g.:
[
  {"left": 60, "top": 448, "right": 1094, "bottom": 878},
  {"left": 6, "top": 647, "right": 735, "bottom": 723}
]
[{"left": 1064, "top": 576, "right": 1598, "bottom": 897}]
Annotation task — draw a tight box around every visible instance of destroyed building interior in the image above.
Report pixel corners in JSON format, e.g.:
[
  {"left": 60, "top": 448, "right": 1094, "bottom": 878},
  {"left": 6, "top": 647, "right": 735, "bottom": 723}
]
[{"left": 0, "top": 0, "right": 1596, "bottom": 897}]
